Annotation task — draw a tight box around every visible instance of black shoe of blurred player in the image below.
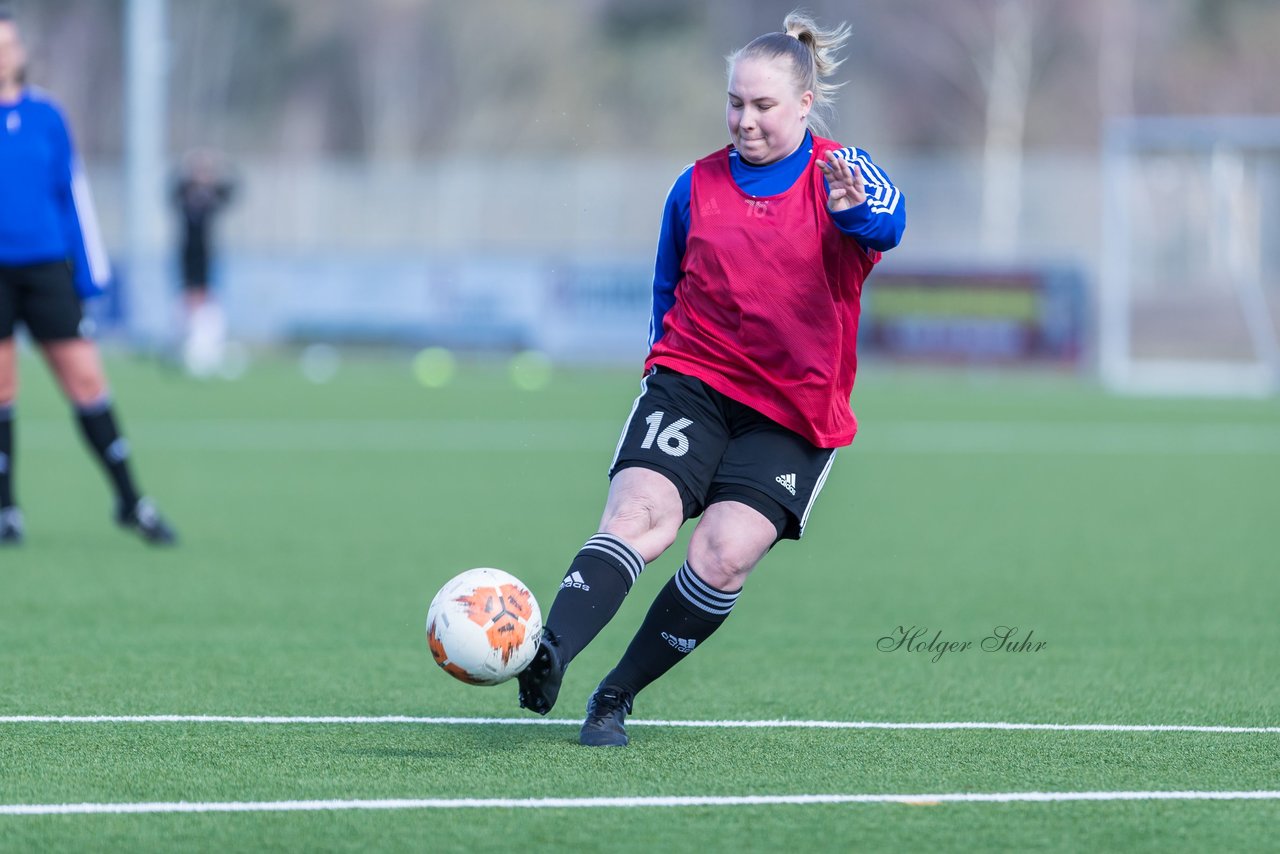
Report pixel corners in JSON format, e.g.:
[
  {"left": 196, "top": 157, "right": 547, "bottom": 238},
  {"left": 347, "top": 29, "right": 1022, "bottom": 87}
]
[
  {"left": 0, "top": 506, "right": 23, "bottom": 546},
  {"left": 579, "top": 684, "right": 633, "bottom": 747},
  {"left": 116, "top": 497, "right": 177, "bottom": 546},
  {"left": 517, "top": 629, "right": 565, "bottom": 715}
]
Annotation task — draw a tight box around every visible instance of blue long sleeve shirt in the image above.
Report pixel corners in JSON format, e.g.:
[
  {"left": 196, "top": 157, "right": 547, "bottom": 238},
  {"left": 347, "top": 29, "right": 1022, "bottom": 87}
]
[
  {"left": 649, "top": 131, "right": 905, "bottom": 347},
  {"left": 0, "top": 88, "right": 110, "bottom": 297}
]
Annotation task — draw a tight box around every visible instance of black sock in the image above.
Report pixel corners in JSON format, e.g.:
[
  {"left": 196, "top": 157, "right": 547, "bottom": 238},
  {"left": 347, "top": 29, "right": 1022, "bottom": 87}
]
[
  {"left": 604, "top": 561, "right": 740, "bottom": 697},
  {"left": 545, "top": 533, "right": 646, "bottom": 665},
  {"left": 0, "top": 403, "right": 12, "bottom": 508},
  {"left": 74, "top": 398, "right": 141, "bottom": 509}
]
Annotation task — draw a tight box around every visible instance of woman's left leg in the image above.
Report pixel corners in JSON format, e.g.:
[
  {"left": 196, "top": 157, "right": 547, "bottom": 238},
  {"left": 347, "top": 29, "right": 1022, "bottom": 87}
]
[
  {"left": 41, "top": 338, "right": 176, "bottom": 544},
  {"left": 579, "top": 498, "right": 780, "bottom": 746}
]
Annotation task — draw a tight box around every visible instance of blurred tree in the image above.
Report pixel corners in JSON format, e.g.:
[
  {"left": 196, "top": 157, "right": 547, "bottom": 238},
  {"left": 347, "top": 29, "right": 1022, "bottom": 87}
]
[
  {"left": 170, "top": 0, "right": 296, "bottom": 153},
  {"left": 853, "top": 0, "right": 1062, "bottom": 256},
  {"left": 6, "top": 0, "right": 1280, "bottom": 160}
]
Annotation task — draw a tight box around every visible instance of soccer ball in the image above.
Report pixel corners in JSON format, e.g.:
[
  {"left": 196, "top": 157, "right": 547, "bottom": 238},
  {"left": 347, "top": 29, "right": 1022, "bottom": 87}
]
[{"left": 426, "top": 568, "right": 542, "bottom": 686}]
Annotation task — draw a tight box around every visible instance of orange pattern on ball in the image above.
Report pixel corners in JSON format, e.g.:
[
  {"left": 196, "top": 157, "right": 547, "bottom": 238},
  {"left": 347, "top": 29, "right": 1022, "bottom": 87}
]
[{"left": 455, "top": 583, "right": 532, "bottom": 665}]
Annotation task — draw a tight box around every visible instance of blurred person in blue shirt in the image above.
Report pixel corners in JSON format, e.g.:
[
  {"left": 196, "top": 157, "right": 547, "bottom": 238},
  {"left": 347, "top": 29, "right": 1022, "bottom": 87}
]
[{"left": 0, "top": 8, "right": 175, "bottom": 545}]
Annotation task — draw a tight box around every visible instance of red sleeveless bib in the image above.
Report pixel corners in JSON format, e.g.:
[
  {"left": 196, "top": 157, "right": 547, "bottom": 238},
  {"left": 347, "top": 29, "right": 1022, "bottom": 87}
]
[{"left": 646, "top": 137, "right": 879, "bottom": 447}]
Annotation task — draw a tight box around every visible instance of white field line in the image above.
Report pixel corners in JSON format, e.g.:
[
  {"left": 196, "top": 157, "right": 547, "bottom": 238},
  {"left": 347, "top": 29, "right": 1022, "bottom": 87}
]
[
  {"left": 18, "top": 418, "right": 1280, "bottom": 454},
  {"left": 3, "top": 790, "right": 1280, "bottom": 816},
  {"left": 1, "top": 715, "right": 1277, "bottom": 734}
]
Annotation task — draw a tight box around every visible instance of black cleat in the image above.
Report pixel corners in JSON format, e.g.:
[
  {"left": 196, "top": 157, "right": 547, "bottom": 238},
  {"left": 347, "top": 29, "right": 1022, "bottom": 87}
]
[
  {"left": 579, "top": 684, "right": 633, "bottom": 747},
  {"left": 0, "top": 506, "right": 23, "bottom": 546},
  {"left": 116, "top": 497, "right": 177, "bottom": 546},
  {"left": 517, "top": 629, "right": 565, "bottom": 715}
]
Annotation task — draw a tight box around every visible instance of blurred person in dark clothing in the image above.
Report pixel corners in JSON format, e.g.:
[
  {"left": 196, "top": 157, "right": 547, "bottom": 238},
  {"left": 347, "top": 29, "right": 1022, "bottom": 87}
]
[{"left": 173, "top": 148, "right": 235, "bottom": 377}]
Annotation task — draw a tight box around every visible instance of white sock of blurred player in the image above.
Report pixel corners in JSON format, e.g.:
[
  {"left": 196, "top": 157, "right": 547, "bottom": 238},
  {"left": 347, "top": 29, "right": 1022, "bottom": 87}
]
[{"left": 183, "top": 300, "right": 226, "bottom": 378}]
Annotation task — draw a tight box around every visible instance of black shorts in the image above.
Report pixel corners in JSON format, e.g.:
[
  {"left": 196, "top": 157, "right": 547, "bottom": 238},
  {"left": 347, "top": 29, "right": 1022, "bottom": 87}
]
[
  {"left": 0, "top": 261, "right": 86, "bottom": 342},
  {"left": 609, "top": 367, "right": 838, "bottom": 540},
  {"left": 181, "top": 245, "right": 210, "bottom": 291}
]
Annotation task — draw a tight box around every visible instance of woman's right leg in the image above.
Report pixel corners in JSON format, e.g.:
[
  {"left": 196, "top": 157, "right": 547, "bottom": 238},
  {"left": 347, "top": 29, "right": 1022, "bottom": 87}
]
[
  {"left": 516, "top": 466, "right": 684, "bottom": 715},
  {"left": 0, "top": 336, "right": 17, "bottom": 500},
  {"left": 0, "top": 337, "right": 21, "bottom": 543}
]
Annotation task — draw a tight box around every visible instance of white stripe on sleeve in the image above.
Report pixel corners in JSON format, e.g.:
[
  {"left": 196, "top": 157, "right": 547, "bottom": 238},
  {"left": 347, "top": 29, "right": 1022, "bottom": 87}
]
[{"left": 71, "top": 162, "right": 112, "bottom": 287}]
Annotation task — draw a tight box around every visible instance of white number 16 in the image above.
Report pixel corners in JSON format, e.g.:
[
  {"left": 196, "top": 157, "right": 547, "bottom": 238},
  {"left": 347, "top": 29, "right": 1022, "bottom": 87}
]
[{"left": 640, "top": 411, "right": 693, "bottom": 457}]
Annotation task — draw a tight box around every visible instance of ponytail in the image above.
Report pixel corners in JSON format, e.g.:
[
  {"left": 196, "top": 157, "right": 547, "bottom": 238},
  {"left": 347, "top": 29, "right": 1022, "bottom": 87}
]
[{"left": 728, "top": 9, "right": 852, "bottom": 137}]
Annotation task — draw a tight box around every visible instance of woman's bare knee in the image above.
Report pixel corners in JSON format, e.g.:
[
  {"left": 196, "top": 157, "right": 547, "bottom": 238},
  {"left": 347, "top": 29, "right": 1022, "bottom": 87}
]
[
  {"left": 598, "top": 467, "right": 684, "bottom": 562},
  {"left": 40, "top": 340, "right": 107, "bottom": 405},
  {"left": 0, "top": 339, "right": 16, "bottom": 403},
  {"left": 687, "top": 501, "right": 778, "bottom": 591}
]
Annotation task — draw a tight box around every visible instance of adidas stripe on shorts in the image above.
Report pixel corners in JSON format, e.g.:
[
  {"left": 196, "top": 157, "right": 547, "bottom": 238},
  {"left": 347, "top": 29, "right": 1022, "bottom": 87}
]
[{"left": 609, "top": 367, "right": 837, "bottom": 541}]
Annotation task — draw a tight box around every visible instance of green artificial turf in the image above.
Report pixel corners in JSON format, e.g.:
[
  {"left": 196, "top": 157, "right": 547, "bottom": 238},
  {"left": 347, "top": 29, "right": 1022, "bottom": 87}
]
[{"left": 1, "top": 350, "right": 1277, "bottom": 852}]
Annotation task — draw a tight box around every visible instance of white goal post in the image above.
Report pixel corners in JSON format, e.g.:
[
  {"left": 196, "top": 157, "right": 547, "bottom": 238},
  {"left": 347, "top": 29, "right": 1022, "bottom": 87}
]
[{"left": 1100, "top": 116, "right": 1280, "bottom": 397}]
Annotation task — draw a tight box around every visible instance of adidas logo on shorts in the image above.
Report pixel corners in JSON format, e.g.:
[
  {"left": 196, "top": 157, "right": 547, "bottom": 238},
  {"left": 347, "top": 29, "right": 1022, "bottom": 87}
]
[
  {"left": 776, "top": 473, "right": 797, "bottom": 496},
  {"left": 661, "top": 632, "right": 697, "bottom": 654},
  {"left": 560, "top": 570, "right": 590, "bottom": 592}
]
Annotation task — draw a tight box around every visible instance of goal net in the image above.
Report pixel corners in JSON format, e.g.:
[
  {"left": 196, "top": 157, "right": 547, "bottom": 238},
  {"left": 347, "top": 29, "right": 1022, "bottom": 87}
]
[{"left": 1100, "top": 117, "right": 1280, "bottom": 397}]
